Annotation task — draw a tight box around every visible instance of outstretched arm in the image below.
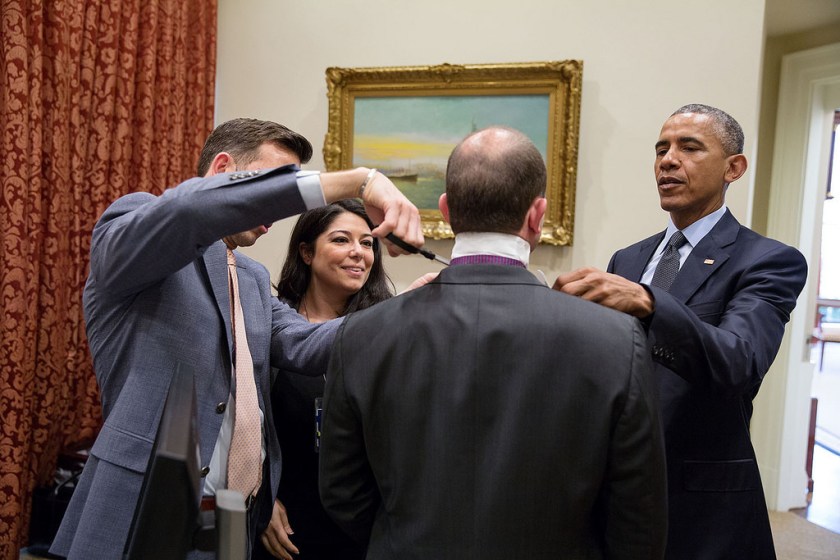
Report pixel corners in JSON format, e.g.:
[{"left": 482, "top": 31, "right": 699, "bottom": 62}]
[
  {"left": 90, "top": 166, "right": 424, "bottom": 299},
  {"left": 554, "top": 243, "right": 807, "bottom": 396},
  {"left": 554, "top": 267, "right": 654, "bottom": 318},
  {"left": 639, "top": 245, "right": 807, "bottom": 395}
]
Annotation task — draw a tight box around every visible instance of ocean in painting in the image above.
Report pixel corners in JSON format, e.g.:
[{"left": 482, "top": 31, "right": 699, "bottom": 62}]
[
  {"left": 353, "top": 94, "right": 549, "bottom": 210},
  {"left": 391, "top": 176, "right": 444, "bottom": 211}
]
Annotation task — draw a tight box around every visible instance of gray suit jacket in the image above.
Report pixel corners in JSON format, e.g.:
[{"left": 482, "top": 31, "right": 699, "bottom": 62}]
[
  {"left": 52, "top": 166, "right": 340, "bottom": 559},
  {"left": 320, "top": 264, "right": 667, "bottom": 560}
]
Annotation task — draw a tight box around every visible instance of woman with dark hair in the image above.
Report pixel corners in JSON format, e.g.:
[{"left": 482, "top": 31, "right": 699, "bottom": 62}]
[
  {"left": 261, "top": 199, "right": 392, "bottom": 559},
  {"left": 275, "top": 198, "right": 393, "bottom": 318}
]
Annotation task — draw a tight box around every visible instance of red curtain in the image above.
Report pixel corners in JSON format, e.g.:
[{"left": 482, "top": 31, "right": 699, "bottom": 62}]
[{"left": 0, "top": 0, "right": 216, "bottom": 557}]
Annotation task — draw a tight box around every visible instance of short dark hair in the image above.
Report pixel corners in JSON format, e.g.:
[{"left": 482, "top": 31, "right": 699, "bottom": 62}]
[
  {"left": 671, "top": 104, "right": 744, "bottom": 156},
  {"left": 274, "top": 199, "right": 393, "bottom": 315},
  {"left": 445, "top": 126, "right": 546, "bottom": 234},
  {"left": 196, "top": 118, "right": 313, "bottom": 176}
]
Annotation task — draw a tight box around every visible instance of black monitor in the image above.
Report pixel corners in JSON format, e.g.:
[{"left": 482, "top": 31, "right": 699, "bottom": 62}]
[{"left": 124, "top": 363, "right": 202, "bottom": 560}]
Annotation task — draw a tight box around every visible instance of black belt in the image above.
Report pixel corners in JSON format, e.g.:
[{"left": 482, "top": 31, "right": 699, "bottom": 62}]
[{"left": 200, "top": 493, "right": 256, "bottom": 511}]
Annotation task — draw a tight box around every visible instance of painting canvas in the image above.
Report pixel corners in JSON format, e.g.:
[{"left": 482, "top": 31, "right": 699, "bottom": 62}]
[
  {"left": 353, "top": 95, "right": 549, "bottom": 211},
  {"left": 324, "top": 61, "right": 582, "bottom": 245}
]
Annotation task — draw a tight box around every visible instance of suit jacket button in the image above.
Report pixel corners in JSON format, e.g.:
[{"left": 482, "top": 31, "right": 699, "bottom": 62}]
[
  {"left": 200, "top": 466, "right": 210, "bottom": 477},
  {"left": 216, "top": 402, "right": 226, "bottom": 414}
]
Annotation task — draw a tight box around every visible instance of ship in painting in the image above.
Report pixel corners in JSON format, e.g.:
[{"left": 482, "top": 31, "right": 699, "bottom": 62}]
[
  {"left": 386, "top": 170, "right": 418, "bottom": 182},
  {"left": 383, "top": 162, "right": 418, "bottom": 182}
]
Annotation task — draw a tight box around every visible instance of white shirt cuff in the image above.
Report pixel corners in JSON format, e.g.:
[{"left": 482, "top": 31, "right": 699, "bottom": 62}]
[{"left": 296, "top": 170, "right": 326, "bottom": 209}]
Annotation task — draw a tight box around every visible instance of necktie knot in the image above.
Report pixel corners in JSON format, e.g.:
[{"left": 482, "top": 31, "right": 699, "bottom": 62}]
[
  {"left": 667, "top": 230, "right": 687, "bottom": 250},
  {"left": 650, "top": 230, "right": 687, "bottom": 291},
  {"left": 226, "top": 248, "right": 236, "bottom": 267}
]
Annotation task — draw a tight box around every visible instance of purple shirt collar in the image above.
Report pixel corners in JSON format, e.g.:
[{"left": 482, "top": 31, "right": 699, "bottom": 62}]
[{"left": 448, "top": 254, "right": 526, "bottom": 268}]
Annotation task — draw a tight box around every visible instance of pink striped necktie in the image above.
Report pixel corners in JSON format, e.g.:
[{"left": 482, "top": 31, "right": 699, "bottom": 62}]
[{"left": 226, "top": 248, "right": 263, "bottom": 498}]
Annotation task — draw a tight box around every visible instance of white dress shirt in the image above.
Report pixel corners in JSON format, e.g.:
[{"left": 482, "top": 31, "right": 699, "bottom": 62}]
[{"left": 640, "top": 205, "right": 727, "bottom": 286}]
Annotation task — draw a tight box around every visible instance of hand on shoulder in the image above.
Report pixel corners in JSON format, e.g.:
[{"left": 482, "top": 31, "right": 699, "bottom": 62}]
[{"left": 553, "top": 267, "right": 654, "bottom": 318}]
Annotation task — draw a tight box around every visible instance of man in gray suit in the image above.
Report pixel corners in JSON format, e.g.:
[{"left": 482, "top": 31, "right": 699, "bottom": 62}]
[
  {"left": 51, "top": 118, "right": 423, "bottom": 560},
  {"left": 319, "top": 126, "right": 667, "bottom": 559}
]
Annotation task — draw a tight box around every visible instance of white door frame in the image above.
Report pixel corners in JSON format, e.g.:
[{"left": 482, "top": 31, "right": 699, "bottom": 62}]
[{"left": 752, "top": 42, "right": 840, "bottom": 511}]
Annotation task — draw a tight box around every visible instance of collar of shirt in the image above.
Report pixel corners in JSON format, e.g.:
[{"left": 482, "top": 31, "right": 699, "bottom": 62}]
[
  {"left": 451, "top": 232, "right": 531, "bottom": 267},
  {"left": 641, "top": 205, "right": 727, "bottom": 285},
  {"left": 666, "top": 205, "right": 727, "bottom": 250}
]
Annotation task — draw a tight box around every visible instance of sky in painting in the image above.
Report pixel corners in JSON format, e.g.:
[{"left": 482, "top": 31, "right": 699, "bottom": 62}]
[{"left": 353, "top": 94, "right": 549, "bottom": 171}]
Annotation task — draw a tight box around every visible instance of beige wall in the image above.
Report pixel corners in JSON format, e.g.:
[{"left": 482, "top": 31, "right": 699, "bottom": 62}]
[
  {"left": 217, "top": 0, "right": 766, "bottom": 290},
  {"left": 753, "top": 22, "right": 840, "bottom": 236}
]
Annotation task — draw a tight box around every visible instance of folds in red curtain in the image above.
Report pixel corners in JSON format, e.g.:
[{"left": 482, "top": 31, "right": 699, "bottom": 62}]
[{"left": 0, "top": 0, "right": 216, "bottom": 556}]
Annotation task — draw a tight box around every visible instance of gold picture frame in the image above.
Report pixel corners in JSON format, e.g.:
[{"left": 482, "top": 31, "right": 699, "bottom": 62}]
[{"left": 323, "top": 61, "right": 582, "bottom": 245}]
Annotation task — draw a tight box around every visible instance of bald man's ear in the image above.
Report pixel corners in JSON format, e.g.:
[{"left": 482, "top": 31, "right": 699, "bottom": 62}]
[
  {"left": 438, "top": 193, "right": 451, "bottom": 224},
  {"left": 206, "top": 152, "right": 234, "bottom": 177},
  {"left": 527, "top": 197, "right": 547, "bottom": 234}
]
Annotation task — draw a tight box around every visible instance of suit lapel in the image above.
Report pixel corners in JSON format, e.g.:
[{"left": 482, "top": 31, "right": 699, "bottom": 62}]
[
  {"left": 631, "top": 235, "right": 662, "bottom": 282},
  {"left": 204, "top": 242, "right": 234, "bottom": 356},
  {"left": 234, "top": 258, "right": 265, "bottom": 355},
  {"left": 203, "top": 245, "right": 268, "bottom": 409},
  {"left": 613, "top": 233, "right": 663, "bottom": 281},
  {"left": 669, "top": 210, "right": 739, "bottom": 302}
]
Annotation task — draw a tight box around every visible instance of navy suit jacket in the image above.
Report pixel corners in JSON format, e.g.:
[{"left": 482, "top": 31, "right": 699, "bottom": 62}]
[
  {"left": 608, "top": 209, "right": 807, "bottom": 559},
  {"left": 52, "top": 166, "right": 340, "bottom": 560},
  {"left": 320, "top": 264, "right": 667, "bottom": 560}
]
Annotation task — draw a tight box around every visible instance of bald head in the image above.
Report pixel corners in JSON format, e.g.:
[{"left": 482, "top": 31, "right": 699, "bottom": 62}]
[{"left": 445, "top": 126, "right": 546, "bottom": 234}]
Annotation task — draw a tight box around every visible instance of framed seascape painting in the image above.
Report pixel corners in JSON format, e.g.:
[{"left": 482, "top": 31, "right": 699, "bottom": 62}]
[{"left": 323, "top": 61, "right": 583, "bottom": 245}]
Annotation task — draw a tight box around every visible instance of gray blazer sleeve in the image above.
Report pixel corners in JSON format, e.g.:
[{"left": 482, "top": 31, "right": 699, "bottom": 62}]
[
  {"left": 270, "top": 298, "right": 343, "bottom": 376},
  {"left": 89, "top": 165, "right": 307, "bottom": 299}
]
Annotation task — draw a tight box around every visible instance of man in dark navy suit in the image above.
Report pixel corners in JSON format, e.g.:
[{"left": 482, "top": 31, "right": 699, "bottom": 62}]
[{"left": 555, "top": 104, "right": 808, "bottom": 559}]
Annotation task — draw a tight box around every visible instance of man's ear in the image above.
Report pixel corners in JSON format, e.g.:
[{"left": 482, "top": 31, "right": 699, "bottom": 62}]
[
  {"left": 438, "top": 193, "right": 451, "bottom": 224},
  {"left": 724, "top": 154, "right": 747, "bottom": 184},
  {"left": 526, "top": 197, "right": 547, "bottom": 234},
  {"left": 207, "top": 152, "right": 234, "bottom": 177}
]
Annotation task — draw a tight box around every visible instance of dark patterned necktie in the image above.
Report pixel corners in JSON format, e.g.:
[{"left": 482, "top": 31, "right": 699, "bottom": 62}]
[{"left": 650, "top": 231, "right": 687, "bottom": 291}]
